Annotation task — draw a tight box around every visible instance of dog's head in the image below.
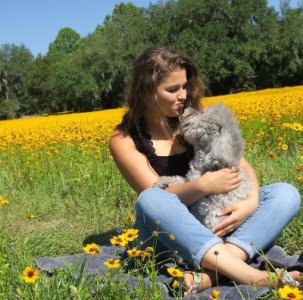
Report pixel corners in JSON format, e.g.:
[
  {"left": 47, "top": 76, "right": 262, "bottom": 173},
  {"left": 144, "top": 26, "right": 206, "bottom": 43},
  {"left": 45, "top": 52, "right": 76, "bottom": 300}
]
[{"left": 180, "top": 104, "right": 244, "bottom": 168}]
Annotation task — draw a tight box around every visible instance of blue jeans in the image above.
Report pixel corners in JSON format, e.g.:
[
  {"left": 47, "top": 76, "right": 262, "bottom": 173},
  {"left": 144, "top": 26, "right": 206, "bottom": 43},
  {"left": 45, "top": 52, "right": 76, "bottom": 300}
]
[{"left": 134, "top": 183, "right": 301, "bottom": 269}]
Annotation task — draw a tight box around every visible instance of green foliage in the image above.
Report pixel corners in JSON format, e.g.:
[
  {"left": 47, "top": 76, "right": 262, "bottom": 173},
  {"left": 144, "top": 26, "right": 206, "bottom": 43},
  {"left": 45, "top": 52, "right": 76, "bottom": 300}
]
[
  {"left": 47, "top": 27, "right": 81, "bottom": 63},
  {"left": 84, "top": 2, "right": 152, "bottom": 107},
  {"left": 1, "top": 1, "right": 303, "bottom": 118},
  {"left": 23, "top": 54, "right": 54, "bottom": 114},
  {"left": 0, "top": 44, "right": 34, "bottom": 118},
  {"left": 48, "top": 61, "right": 99, "bottom": 112},
  {"left": 276, "top": 7, "right": 303, "bottom": 85},
  {"left": 0, "top": 112, "right": 302, "bottom": 298}
]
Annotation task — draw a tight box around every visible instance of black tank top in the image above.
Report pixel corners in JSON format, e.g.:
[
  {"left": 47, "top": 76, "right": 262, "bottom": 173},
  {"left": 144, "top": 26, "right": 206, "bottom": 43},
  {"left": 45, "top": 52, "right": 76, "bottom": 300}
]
[
  {"left": 128, "top": 122, "right": 191, "bottom": 177},
  {"left": 148, "top": 152, "right": 191, "bottom": 176},
  {"left": 130, "top": 130, "right": 192, "bottom": 176}
]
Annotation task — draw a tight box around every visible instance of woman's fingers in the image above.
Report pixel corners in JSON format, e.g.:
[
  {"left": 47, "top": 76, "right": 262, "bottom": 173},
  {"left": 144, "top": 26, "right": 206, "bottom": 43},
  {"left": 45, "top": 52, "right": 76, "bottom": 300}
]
[
  {"left": 213, "top": 223, "right": 237, "bottom": 237},
  {"left": 201, "top": 168, "right": 242, "bottom": 194},
  {"left": 213, "top": 212, "right": 238, "bottom": 236},
  {"left": 228, "top": 168, "right": 242, "bottom": 191}
]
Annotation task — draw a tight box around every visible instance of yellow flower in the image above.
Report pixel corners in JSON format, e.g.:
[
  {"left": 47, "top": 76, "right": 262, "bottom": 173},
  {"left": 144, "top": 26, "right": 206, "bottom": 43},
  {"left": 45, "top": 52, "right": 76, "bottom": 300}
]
[
  {"left": 22, "top": 267, "right": 39, "bottom": 284},
  {"left": 126, "top": 215, "right": 134, "bottom": 222},
  {"left": 292, "top": 122, "right": 303, "bottom": 131},
  {"left": 110, "top": 234, "right": 129, "bottom": 247},
  {"left": 281, "top": 144, "right": 289, "bottom": 151},
  {"left": 104, "top": 258, "right": 121, "bottom": 268},
  {"left": 83, "top": 243, "right": 102, "bottom": 254},
  {"left": 123, "top": 228, "right": 139, "bottom": 242},
  {"left": 210, "top": 289, "right": 221, "bottom": 299},
  {"left": 172, "top": 279, "right": 180, "bottom": 289},
  {"left": 0, "top": 196, "right": 9, "bottom": 206},
  {"left": 139, "top": 250, "right": 152, "bottom": 260},
  {"left": 297, "top": 176, "right": 303, "bottom": 182},
  {"left": 277, "top": 137, "right": 283, "bottom": 142},
  {"left": 167, "top": 267, "right": 184, "bottom": 278},
  {"left": 300, "top": 156, "right": 303, "bottom": 161},
  {"left": 278, "top": 284, "right": 303, "bottom": 299},
  {"left": 127, "top": 247, "right": 141, "bottom": 257},
  {"left": 1, "top": 86, "right": 303, "bottom": 152},
  {"left": 268, "top": 152, "right": 275, "bottom": 159}
]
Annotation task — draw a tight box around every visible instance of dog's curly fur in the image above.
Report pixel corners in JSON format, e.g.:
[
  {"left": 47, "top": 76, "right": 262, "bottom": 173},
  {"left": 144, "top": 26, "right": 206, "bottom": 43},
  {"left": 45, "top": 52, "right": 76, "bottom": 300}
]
[{"left": 155, "top": 103, "right": 252, "bottom": 230}]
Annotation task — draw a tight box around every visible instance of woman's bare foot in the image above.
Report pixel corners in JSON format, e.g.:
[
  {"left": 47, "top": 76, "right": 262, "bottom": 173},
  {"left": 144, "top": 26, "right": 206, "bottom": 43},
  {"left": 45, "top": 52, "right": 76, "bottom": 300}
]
[
  {"left": 279, "top": 270, "right": 303, "bottom": 288},
  {"left": 258, "top": 269, "right": 303, "bottom": 289},
  {"left": 183, "top": 269, "right": 302, "bottom": 296},
  {"left": 183, "top": 269, "right": 216, "bottom": 295}
]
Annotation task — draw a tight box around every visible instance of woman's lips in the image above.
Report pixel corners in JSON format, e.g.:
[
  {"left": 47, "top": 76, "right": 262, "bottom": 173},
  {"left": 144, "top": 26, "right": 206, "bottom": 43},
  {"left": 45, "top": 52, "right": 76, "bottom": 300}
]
[
  {"left": 176, "top": 103, "right": 184, "bottom": 110},
  {"left": 176, "top": 105, "right": 184, "bottom": 115}
]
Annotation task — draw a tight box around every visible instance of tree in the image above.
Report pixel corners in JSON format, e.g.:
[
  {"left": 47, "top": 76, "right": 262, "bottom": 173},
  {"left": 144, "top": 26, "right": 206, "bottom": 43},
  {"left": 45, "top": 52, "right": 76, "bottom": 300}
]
[
  {"left": 48, "top": 60, "right": 99, "bottom": 112},
  {"left": 24, "top": 54, "right": 54, "bottom": 114},
  {"left": 47, "top": 27, "right": 81, "bottom": 63},
  {"left": 74, "top": 3, "right": 151, "bottom": 108},
  {"left": 147, "top": 0, "right": 177, "bottom": 45},
  {"left": 276, "top": 6, "right": 303, "bottom": 85},
  {"left": 0, "top": 44, "right": 34, "bottom": 118},
  {"left": 3, "top": 0, "right": 302, "bottom": 119}
]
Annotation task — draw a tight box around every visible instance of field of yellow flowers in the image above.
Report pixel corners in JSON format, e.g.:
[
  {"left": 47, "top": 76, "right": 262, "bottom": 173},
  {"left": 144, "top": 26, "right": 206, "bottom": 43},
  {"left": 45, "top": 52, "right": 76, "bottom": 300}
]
[
  {"left": 0, "top": 86, "right": 302, "bottom": 299},
  {"left": 0, "top": 86, "right": 302, "bottom": 154}
]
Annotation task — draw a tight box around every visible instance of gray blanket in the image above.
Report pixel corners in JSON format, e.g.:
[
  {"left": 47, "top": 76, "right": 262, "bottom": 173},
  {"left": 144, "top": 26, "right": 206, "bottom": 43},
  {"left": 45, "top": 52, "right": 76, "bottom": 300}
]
[{"left": 35, "top": 245, "right": 303, "bottom": 299}]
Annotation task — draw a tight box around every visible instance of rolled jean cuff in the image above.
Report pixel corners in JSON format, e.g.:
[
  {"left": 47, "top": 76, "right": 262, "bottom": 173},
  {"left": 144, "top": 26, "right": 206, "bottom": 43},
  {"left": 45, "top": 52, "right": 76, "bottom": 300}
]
[
  {"left": 225, "top": 236, "right": 255, "bottom": 261},
  {"left": 194, "top": 236, "right": 223, "bottom": 269}
]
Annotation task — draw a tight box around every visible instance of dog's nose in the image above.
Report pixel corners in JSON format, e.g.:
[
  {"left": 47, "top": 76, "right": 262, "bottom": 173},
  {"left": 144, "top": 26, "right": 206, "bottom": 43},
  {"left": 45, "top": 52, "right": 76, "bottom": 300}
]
[{"left": 180, "top": 108, "right": 191, "bottom": 121}]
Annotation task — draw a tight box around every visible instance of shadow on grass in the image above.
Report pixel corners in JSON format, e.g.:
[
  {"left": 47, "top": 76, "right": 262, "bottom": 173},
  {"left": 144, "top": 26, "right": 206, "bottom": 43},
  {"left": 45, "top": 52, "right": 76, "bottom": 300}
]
[{"left": 83, "top": 228, "right": 122, "bottom": 246}]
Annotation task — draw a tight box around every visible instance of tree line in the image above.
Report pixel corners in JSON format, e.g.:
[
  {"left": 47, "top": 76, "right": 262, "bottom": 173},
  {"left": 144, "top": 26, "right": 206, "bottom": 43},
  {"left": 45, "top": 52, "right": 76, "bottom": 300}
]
[{"left": 0, "top": 0, "right": 302, "bottom": 119}]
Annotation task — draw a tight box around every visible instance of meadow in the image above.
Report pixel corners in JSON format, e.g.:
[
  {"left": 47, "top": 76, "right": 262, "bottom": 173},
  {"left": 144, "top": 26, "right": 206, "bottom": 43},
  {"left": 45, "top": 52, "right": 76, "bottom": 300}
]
[{"left": 0, "top": 86, "right": 302, "bottom": 299}]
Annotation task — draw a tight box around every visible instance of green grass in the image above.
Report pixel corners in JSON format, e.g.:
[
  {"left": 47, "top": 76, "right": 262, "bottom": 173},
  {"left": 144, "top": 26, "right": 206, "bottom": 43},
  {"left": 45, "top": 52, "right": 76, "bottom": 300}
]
[{"left": 0, "top": 115, "right": 302, "bottom": 299}]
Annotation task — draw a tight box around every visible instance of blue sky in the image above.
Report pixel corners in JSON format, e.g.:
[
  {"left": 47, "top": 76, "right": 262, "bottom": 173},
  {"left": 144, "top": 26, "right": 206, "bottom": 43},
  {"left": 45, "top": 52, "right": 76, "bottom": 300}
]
[{"left": 0, "top": 0, "right": 292, "bottom": 57}]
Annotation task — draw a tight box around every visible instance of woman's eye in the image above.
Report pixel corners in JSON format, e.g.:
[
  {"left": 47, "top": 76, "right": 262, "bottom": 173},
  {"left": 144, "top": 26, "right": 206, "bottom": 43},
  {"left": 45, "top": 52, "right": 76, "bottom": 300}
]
[
  {"left": 167, "top": 87, "right": 179, "bottom": 93},
  {"left": 166, "top": 83, "right": 187, "bottom": 93}
]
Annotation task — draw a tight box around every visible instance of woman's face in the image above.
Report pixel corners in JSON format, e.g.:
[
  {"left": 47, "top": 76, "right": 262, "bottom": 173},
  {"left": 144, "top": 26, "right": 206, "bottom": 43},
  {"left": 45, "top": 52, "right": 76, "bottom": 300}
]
[{"left": 155, "top": 68, "right": 187, "bottom": 117}]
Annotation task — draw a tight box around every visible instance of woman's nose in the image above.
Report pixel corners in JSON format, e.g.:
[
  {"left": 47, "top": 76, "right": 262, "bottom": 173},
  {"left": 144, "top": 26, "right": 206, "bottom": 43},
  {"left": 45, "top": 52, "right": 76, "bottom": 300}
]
[{"left": 178, "top": 88, "right": 187, "bottom": 100}]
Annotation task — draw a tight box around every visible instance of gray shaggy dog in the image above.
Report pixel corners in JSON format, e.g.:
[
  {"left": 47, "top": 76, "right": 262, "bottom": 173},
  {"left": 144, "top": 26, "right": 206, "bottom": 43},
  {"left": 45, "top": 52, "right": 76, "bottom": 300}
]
[{"left": 155, "top": 103, "right": 252, "bottom": 230}]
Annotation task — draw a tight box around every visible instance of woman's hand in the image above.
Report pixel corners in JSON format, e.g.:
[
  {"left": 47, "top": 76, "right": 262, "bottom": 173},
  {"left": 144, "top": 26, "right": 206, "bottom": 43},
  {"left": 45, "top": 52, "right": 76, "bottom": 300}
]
[
  {"left": 212, "top": 195, "right": 258, "bottom": 237},
  {"left": 198, "top": 167, "right": 242, "bottom": 195},
  {"left": 211, "top": 158, "right": 260, "bottom": 237}
]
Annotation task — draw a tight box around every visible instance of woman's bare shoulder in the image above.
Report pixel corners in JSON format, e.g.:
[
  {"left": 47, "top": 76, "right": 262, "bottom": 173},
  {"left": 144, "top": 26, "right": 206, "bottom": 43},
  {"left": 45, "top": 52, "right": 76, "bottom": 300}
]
[
  {"left": 109, "top": 128, "right": 134, "bottom": 150},
  {"left": 109, "top": 128, "right": 158, "bottom": 193}
]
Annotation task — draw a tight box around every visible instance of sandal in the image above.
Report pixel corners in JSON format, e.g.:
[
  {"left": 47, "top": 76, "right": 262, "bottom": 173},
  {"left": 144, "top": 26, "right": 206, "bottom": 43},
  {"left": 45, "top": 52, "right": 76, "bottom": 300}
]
[
  {"left": 184, "top": 271, "right": 212, "bottom": 295},
  {"left": 281, "top": 271, "right": 303, "bottom": 290}
]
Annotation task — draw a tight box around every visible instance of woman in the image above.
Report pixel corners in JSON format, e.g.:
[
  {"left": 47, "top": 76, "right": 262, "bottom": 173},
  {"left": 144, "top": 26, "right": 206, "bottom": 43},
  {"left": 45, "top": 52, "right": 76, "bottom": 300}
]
[{"left": 109, "top": 46, "right": 302, "bottom": 293}]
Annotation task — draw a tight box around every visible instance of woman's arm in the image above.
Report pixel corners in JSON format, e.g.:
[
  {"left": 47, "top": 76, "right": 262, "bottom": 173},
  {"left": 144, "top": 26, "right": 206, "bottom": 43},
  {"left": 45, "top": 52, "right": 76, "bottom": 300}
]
[
  {"left": 109, "top": 130, "right": 242, "bottom": 206},
  {"left": 240, "top": 156, "right": 259, "bottom": 207},
  {"left": 212, "top": 157, "right": 259, "bottom": 236},
  {"left": 109, "top": 130, "right": 159, "bottom": 193},
  {"left": 166, "top": 167, "right": 242, "bottom": 206}
]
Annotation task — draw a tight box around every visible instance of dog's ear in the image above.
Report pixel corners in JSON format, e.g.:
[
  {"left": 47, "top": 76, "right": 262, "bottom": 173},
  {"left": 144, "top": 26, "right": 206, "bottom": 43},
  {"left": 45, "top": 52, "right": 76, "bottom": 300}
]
[{"left": 208, "top": 126, "right": 244, "bottom": 167}]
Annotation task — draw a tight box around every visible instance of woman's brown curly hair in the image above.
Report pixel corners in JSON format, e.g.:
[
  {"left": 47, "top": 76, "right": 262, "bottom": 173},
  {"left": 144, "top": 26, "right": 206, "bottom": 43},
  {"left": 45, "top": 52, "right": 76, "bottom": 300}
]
[{"left": 119, "top": 45, "right": 206, "bottom": 132}]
